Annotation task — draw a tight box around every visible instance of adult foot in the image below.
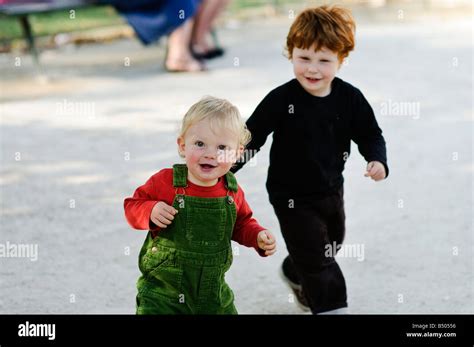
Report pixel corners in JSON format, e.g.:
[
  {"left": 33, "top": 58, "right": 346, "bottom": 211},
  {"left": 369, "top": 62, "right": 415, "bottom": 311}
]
[{"left": 165, "top": 57, "right": 207, "bottom": 73}]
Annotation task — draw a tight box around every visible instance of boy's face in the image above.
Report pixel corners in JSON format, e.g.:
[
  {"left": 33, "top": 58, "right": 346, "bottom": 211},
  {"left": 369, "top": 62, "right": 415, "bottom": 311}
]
[
  {"left": 291, "top": 45, "right": 341, "bottom": 97},
  {"left": 177, "top": 118, "right": 243, "bottom": 187}
]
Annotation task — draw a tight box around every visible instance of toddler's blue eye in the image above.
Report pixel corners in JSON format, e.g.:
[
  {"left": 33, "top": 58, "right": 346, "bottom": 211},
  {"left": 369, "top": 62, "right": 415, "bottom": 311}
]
[
  {"left": 195, "top": 141, "right": 204, "bottom": 147},
  {"left": 218, "top": 145, "right": 227, "bottom": 151}
]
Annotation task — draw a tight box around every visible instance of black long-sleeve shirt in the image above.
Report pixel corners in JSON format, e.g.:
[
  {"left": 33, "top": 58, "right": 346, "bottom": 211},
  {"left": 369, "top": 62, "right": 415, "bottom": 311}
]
[{"left": 231, "top": 78, "right": 388, "bottom": 206}]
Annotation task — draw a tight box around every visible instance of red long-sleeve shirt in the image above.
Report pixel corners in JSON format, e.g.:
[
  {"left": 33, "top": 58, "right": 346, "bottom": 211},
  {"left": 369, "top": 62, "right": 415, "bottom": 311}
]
[{"left": 124, "top": 168, "right": 266, "bottom": 255}]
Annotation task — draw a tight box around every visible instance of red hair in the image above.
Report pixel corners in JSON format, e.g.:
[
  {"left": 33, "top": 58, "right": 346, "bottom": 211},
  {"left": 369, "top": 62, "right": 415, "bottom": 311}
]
[{"left": 286, "top": 5, "right": 356, "bottom": 63}]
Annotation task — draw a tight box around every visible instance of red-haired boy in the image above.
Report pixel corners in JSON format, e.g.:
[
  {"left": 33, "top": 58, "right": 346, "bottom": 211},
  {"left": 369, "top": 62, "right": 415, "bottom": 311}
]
[{"left": 232, "top": 5, "right": 388, "bottom": 314}]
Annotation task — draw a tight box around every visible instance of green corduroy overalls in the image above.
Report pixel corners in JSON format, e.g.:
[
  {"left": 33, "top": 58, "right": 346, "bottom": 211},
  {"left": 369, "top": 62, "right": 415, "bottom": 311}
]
[{"left": 136, "top": 164, "right": 239, "bottom": 314}]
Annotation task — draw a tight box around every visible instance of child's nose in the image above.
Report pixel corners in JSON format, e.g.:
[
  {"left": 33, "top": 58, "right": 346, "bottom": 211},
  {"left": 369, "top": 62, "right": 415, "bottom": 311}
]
[
  {"left": 308, "top": 64, "right": 319, "bottom": 73},
  {"left": 204, "top": 147, "right": 217, "bottom": 158}
]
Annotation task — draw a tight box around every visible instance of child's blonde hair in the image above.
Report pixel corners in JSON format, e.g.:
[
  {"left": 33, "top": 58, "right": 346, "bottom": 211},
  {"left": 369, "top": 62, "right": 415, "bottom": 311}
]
[{"left": 178, "top": 96, "right": 251, "bottom": 157}]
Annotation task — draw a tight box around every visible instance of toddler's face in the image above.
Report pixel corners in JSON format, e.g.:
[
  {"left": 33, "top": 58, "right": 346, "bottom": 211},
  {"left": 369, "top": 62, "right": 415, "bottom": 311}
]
[
  {"left": 291, "top": 45, "right": 340, "bottom": 97},
  {"left": 178, "top": 118, "right": 242, "bottom": 187}
]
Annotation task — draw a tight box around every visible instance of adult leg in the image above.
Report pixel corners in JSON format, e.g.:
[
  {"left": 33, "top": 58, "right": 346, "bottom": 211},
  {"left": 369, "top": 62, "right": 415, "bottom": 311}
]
[
  {"left": 166, "top": 19, "right": 206, "bottom": 72},
  {"left": 192, "top": 0, "right": 230, "bottom": 54}
]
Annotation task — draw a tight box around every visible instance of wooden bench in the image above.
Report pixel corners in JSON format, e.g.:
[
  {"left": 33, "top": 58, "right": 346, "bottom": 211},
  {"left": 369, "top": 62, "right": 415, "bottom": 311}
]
[
  {"left": 0, "top": 0, "right": 222, "bottom": 68},
  {"left": 0, "top": 0, "right": 102, "bottom": 65}
]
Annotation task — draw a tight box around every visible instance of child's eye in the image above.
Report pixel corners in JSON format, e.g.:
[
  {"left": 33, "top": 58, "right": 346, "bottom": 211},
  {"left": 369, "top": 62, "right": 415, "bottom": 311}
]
[
  {"left": 300, "top": 56, "right": 309, "bottom": 61},
  {"left": 320, "top": 60, "right": 329, "bottom": 63},
  {"left": 195, "top": 141, "right": 204, "bottom": 147},
  {"left": 217, "top": 145, "right": 227, "bottom": 151}
]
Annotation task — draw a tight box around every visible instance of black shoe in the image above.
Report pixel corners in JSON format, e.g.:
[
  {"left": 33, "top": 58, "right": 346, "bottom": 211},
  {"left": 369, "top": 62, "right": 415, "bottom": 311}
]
[
  {"left": 280, "top": 263, "right": 310, "bottom": 312},
  {"left": 191, "top": 47, "right": 225, "bottom": 60}
]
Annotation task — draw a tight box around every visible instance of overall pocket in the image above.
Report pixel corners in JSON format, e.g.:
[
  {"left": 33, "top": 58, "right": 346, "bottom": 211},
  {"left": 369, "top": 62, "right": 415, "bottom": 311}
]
[
  {"left": 144, "top": 252, "right": 184, "bottom": 303},
  {"left": 185, "top": 206, "right": 227, "bottom": 247}
]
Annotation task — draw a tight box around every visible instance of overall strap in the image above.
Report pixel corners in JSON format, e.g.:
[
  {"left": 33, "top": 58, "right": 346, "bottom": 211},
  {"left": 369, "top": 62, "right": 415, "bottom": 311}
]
[
  {"left": 225, "top": 171, "right": 238, "bottom": 193},
  {"left": 173, "top": 164, "right": 188, "bottom": 188},
  {"left": 173, "top": 163, "right": 238, "bottom": 192}
]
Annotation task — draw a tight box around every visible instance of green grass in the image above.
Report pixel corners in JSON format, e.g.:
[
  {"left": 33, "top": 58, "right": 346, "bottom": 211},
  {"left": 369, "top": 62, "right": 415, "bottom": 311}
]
[
  {"left": 230, "top": 0, "right": 279, "bottom": 9},
  {"left": 228, "top": 0, "right": 302, "bottom": 11},
  {"left": 0, "top": 0, "right": 301, "bottom": 42},
  {"left": 0, "top": 6, "right": 124, "bottom": 41}
]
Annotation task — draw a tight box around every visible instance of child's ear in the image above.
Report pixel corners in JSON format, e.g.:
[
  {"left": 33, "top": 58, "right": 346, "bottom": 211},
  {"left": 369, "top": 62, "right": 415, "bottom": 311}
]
[{"left": 177, "top": 137, "right": 185, "bottom": 158}]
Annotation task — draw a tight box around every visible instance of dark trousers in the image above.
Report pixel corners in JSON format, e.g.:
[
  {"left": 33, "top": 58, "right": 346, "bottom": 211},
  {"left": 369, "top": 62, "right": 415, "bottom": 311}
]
[{"left": 273, "top": 187, "right": 348, "bottom": 314}]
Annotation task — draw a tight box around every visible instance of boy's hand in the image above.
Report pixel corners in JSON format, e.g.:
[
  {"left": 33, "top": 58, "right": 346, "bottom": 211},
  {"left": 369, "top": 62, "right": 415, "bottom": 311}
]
[
  {"left": 257, "top": 230, "right": 276, "bottom": 256},
  {"left": 364, "top": 161, "right": 386, "bottom": 181},
  {"left": 150, "top": 201, "right": 178, "bottom": 228}
]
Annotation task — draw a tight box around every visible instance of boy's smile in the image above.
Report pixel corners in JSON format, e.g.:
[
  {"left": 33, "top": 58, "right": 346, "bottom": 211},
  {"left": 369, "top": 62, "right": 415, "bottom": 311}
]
[
  {"left": 305, "top": 76, "right": 322, "bottom": 84},
  {"left": 198, "top": 162, "right": 217, "bottom": 172},
  {"left": 199, "top": 163, "right": 216, "bottom": 168},
  {"left": 292, "top": 45, "right": 341, "bottom": 97}
]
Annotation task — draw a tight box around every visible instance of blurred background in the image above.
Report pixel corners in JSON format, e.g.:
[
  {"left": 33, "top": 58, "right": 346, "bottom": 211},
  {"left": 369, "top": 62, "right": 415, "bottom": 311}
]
[{"left": 0, "top": 0, "right": 472, "bottom": 313}]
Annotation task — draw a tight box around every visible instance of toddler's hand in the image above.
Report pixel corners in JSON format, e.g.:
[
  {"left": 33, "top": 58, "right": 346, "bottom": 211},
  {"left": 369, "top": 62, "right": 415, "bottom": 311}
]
[
  {"left": 364, "top": 161, "right": 386, "bottom": 181},
  {"left": 257, "top": 230, "right": 276, "bottom": 256},
  {"left": 150, "top": 201, "right": 178, "bottom": 229}
]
